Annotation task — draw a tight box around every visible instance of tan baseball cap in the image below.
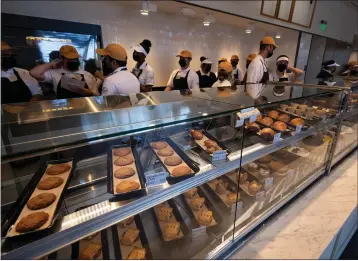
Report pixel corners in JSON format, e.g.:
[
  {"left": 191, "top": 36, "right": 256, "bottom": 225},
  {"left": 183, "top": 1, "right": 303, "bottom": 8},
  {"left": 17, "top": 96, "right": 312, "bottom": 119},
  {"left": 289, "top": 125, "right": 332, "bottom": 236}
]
[
  {"left": 247, "top": 53, "right": 257, "bottom": 61},
  {"left": 176, "top": 50, "right": 192, "bottom": 59},
  {"left": 231, "top": 55, "right": 239, "bottom": 60},
  {"left": 262, "top": 36, "right": 278, "bottom": 48},
  {"left": 96, "top": 44, "right": 127, "bottom": 61},
  {"left": 218, "top": 57, "right": 227, "bottom": 63},
  {"left": 218, "top": 61, "right": 233, "bottom": 73},
  {"left": 348, "top": 61, "right": 357, "bottom": 67},
  {"left": 59, "top": 45, "right": 81, "bottom": 59},
  {"left": 1, "top": 41, "right": 12, "bottom": 51}
]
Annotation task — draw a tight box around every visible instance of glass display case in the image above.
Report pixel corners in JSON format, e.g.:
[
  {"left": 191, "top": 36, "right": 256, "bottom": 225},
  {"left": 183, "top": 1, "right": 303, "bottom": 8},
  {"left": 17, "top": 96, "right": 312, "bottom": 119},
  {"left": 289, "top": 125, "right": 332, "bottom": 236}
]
[{"left": 1, "top": 84, "right": 350, "bottom": 260}]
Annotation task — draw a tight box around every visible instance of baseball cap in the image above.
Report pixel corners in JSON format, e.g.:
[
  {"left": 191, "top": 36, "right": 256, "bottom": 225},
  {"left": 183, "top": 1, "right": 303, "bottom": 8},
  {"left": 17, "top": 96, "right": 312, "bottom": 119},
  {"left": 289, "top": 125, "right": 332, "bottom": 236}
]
[
  {"left": 96, "top": 44, "right": 127, "bottom": 61},
  {"left": 247, "top": 53, "right": 257, "bottom": 61},
  {"left": 262, "top": 36, "right": 278, "bottom": 48},
  {"left": 59, "top": 45, "right": 81, "bottom": 59},
  {"left": 201, "top": 58, "right": 213, "bottom": 64},
  {"left": 231, "top": 55, "right": 239, "bottom": 60},
  {"left": 218, "top": 57, "right": 227, "bottom": 63},
  {"left": 322, "top": 60, "right": 340, "bottom": 67},
  {"left": 176, "top": 50, "right": 192, "bottom": 59},
  {"left": 218, "top": 61, "right": 233, "bottom": 73}
]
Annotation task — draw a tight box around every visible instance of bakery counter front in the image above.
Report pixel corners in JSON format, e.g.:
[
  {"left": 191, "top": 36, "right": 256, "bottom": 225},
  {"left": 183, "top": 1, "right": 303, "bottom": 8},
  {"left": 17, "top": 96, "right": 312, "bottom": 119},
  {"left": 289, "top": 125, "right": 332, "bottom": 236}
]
[{"left": 0, "top": 85, "right": 349, "bottom": 260}]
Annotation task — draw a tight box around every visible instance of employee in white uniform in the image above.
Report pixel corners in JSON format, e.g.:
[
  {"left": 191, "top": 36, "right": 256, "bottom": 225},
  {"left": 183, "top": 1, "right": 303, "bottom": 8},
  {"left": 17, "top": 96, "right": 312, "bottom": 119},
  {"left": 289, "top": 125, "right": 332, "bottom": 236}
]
[
  {"left": 246, "top": 36, "right": 278, "bottom": 84},
  {"left": 316, "top": 60, "right": 340, "bottom": 86},
  {"left": 230, "top": 54, "right": 242, "bottom": 85},
  {"left": 96, "top": 44, "right": 140, "bottom": 96},
  {"left": 212, "top": 61, "right": 233, "bottom": 88},
  {"left": 272, "top": 55, "right": 303, "bottom": 82},
  {"left": 1, "top": 41, "right": 43, "bottom": 104},
  {"left": 131, "top": 39, "right": 154, "bottom": 92},
  {"left": 165, "top": 50, "right": 199, "bottom": 91},
  {"left": 30, "top": 45, "right": 99, "bottom": 99}
]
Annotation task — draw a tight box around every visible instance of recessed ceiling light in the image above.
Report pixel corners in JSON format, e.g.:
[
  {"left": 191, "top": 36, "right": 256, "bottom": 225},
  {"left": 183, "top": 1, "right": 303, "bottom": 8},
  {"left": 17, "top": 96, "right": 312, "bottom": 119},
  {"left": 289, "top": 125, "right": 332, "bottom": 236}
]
[
  {"left": 140, "top": 9, "right": 149, "bottom": 15},
  {"left": 276, "top": 32, "right": 281, "bottom": 39},
  {"left": 246, "top": 29, "right": 252, "bottom": 34},
  {"left": 203, "top": 21, "right": 210, "bottom": 26}
]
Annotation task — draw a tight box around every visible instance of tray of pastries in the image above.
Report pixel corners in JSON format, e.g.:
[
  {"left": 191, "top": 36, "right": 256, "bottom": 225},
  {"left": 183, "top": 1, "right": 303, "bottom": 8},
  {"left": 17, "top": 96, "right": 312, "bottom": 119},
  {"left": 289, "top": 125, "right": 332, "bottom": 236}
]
[
  {"left": 152, "top": 199, "right": 189, "bottom": 243},
  {"left": 244, "top": 155, "right": 273, "bottom": 181},
  {"left": 149, "top": 138, "right": 200, "bottom": 184},
  {"left": 107, "top": 145, "right": 146, "bottom": 199},
  {"left": 3, "top": 159, "right": 75, "bottom": 238},
  {"left": 72, "top": 229, "right": 109, "bottom": 259},
  {"left": 181, "top": 186, "right": 222, "bottom": 228},
  {"left": 257, "top": 111, "right": 298, "bottom": 133},
  {"left": 236, "top": 167, "right": 262, "bottom": 197},
  {"left": 112, "top": 215, "right": 153, "bottom": 260},
  {"left": 245, "top": 121, "right": 278, "bottom": 142}
]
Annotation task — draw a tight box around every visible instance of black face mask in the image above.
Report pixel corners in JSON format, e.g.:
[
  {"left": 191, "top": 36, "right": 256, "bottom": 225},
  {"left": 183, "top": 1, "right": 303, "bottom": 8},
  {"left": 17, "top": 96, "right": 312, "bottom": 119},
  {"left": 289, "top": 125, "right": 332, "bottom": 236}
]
[
  {"left": 267, "top": 51, "right": 274, "bottom": 58},
  {"left": 231, "top": 61, "right": 238, "bottom": 67},
  {"left": 1, "top": 56, "right": 17, "bottom": 69},
  {"left": 67, "top": 60, "right": 80, "bottom": 71},
  {"left": 202, "top": 65, "right": 211, "bottom": 73},
  {"left": 218, "top": 71, "right": 228, "bottom": 81},
  {"left": 277, "top": 64, "right": 287, "bottom": 72},
  {"left": 102, "top": 59, "right": 114, "bottom": 76},
  {"left": 133, "top": 53, "right": 140, "bottom": 62},
  {"left": 179, "top": 59, "right": 187, "bottom": 68},
  {"left": 351, "top": 70, "right": 358, "bottom": 75}
]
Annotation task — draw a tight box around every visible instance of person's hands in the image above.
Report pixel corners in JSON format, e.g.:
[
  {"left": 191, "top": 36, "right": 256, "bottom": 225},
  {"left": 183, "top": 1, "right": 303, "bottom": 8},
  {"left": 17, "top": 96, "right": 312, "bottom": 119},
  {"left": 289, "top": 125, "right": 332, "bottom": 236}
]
[{"left": 94, "top": 71, "right": 103, "bottom": 78}]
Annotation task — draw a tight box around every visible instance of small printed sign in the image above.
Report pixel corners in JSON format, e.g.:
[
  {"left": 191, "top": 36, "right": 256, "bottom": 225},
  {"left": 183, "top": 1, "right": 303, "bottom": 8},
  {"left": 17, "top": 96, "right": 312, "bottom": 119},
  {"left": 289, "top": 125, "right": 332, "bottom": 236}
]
[
  {"left": 236, "top": 107, "right": 260, "bottom": 127},
  {"left": 192, "top": 226, "right": 207, "bottom": 237},
  {"left": 255, "top": 191, "right": 265, "bottom": 201},
  {"left": 146, "top": 172, "right": 167, "bottom": 187},
  {"left": 264, "top": 177, "right": 274, "bottom": 189},
  {"left": 273, "top": 133, "right": 281, "bottom": 143},
  {"left": 212, "top": 150, "right": 227, "bottom": 162},
  {"left": 295, "top": 125, "right": 302, "bottom": 134}
]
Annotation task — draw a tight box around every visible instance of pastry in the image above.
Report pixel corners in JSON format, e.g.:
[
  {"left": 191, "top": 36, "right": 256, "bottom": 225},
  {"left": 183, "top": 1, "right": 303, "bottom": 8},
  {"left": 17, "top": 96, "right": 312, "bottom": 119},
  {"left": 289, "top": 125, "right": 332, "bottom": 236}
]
[
  {"left": 114, "top": 156, "right": 134, "bottom": 166},
  {"left": 114, "top": 167, "right": 135, "bottom": 179},
  {"left": 208, "top": 179, "right": 219, "bottom": 186},
  {"left": 158, "top": 147, "right": 174, "bottom": 157},
  {"left": 27, "top": 193, "right": 56, "bottom": 210},
  {"left": 116, "top": 180, "right": 140, "bottom": 193},
  {"left": 257, "top": 155, "right": 272, "bottom": 164},
  {"left": 113, "top": 147, "right": 131, "bottom": 157},
  {"left": 277, "top": 113, "right": 290, "bottom": 123},
  {"left": 164, "top": 222, "right": 180, "bottom": 240},
  {"left": 290, "top": 103, "right": 299, "bottom": 109},
  {"left": 16, "top": 212, "right": 49, "bottom": 233},
  {"left": 78, "top": 243, "right": 102, "bottom": 260},
  {"left": 287, "top": 106, "right": 296, "bottom": 113},
  {"left": 184, "top": 188, "right": 197, "bottom": 198},
  {"left": 290, "top": 118, "right": 304, "bottom": 127},
  {"left": 46, "top": 163, "right": 70, "bottom": 175},
  {"left": 247, "top": 122, "right": 260, "bottom": 132},
  {"left": 37, "top": 177, "right": 64, "bottom": 190},
  {"left": 247, "top": 162, "right": 259, "bottom": 172},
  {"left": 272, "top": 121, "right": 287, "bottom": 131},
  {"left": 259, "top": 117, "right": 274, "bottom": 127},
  {"left": 260, "top": 128, "right": 275, "bottom": 140},
  {"left": 248, "top": 181, "right": 261, "bottom": 194},
  {"left": 198, "top": 210, "right": 213, "bottom": 226},
  {"left": 226, "top": 192, "right": 238, "bottom": 204},
  {"left": 189, "top": 129, "right": 203, "bottom": 140},
  {"left": 119, "top": 216, "right": 134, "bottom": 228},
  {"left": 256, "top": 114, "right": 263, "bottom": 122},
  {"left": 269, "top": 161, "right": 288, "bottom": 174},
  {"left": 172, "top": 166, "right": 191, "bottom": 177},
  {"left": 164, "top": 156, "right": 183, "bottom": 166},
  {"left": 295, "top": 109, "right": 305, "bottom": 116},
  {"left": 315, "top": 109, "right": 326, "bottom": 117},
  {"left": 239, "top": 172, "right": 248, "bottom": 184},
  {"left": 190, "top": 197, "right": 205, "bottom": 210},
  {"left": 215, "top": 180, "right": 228, "bottom": 194},
  {"left": 121, "top": 228, "right": 140, "bottom": 246},
  {"left": 205, "top": 146, "right": 216, "bottom": 154},
  {"left": 305, "top": 110, "right": 314, "bottom": 119},
  {"left": 204, "top": 139, "right": 217, "bottom": 148},
  {"left": 280, "top": 104, "right": 289, "bottom": 111},
  {"left": 151, "top": 141, "right": 168, "bottom": 150},
  {"left": 127, "top": 247, "right": 146, "bottom": 260},
  {"left": 158, "top": 207, "right": 173, "bottom": 221},
  {"left": 259, "top": 167, "right": 270, "bottom": 177},
  {"left": 268, "top": 110, "right": 279, "bottom": 119},
  {"left": 298, "top": 104, "right": 308, "bottom": 111}
]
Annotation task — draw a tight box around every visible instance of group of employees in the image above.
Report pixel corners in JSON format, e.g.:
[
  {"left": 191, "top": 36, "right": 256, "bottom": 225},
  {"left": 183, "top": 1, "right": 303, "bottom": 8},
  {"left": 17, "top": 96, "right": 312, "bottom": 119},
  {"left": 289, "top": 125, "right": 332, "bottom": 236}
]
[{"left": 2, "top": 35, "right": 357, "bottom": 104}]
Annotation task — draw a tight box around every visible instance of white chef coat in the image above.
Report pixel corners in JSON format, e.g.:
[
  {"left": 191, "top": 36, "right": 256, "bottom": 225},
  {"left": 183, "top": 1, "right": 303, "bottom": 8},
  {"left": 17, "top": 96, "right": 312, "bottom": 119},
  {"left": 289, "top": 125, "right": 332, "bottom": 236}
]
[
  {"left": 131, "top": 61, "right": 154, "bottom": 86},
  {"left": 43, "top": 67, "right": 99, "bottom": 95},
  {"left": 167, "top": 67, "right": 199, "bottom": 89},
  {"left": 212, "top": 79, "right": 231, "bottom": 88},
  {"left": 272, "top": 71, "right": 297, "bottom": 82},
  {"left": 246, "top": 54, "right": 268, "bottom": 84},
  {"left": 101, "top": 67, "right": 140, "bottom": 96},
  {"left": 1, "top": 67, "right": 43, "bottom": 95}
]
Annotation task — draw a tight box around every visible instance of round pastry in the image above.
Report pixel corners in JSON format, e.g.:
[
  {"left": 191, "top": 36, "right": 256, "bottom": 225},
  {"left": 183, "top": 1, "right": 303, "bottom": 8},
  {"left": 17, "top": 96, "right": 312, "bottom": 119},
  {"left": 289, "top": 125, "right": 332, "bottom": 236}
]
[
  {"left": 114, "top": 167, "right": 135, "bottom": 179},
  {"left": 239, "top": 172, "right": 248, "bottom": 184},
  {"left": 151, "top": 142, "right": 168, "bottom": 150},
  {"left": 27, "top": 193, "right": 56, "bottom": 210},
  {"left": 248, "top": 181, "right": 260, "bottom": 194},
  {"left": 158, "top": 147, "right": 174, "bottom": 157},
  {"left": 277, "top": 113, "right": 290, "bottom": 123},
  {"left": 247, "top": 122, "right": 260, "bottom": 132},
  {"left": 172, "top": 166, "right": 191, "bottom": 177},
  {"left": 189, "top": 129, "right": 203, "bottom": 140},
  {"left": 259, "top": 167, "right": 270, "bottom": 177},
  {"left": 256, "top": 114, "right": 263, "bottom": 122},
  {"left": 114, "top": 156, "right": 134, "bottom": 166},
  {"left": 280, "top": 104, "right": 289, "bottom": 111},
  {"left": 298, "top": 104, "right": 308, "bottom": 111},
  {"left": 260, "top": 128, "right": 275, "bottom": 140},
  {"left": 287, "top": 106, "right": 296, "bottom": 113},
  {"left": 290, "top": 118, "right": 304, "bottom": 127},
  {"left": 290, "top": 103, "right": 299, "bottom": 109},
  {"left": 116, "top": 180, "right": 140, "bottom": 193},
  {"left": 259, "top": 117, "right": 274, "bottom": 127},
  {"left": 46, "top": 164, "right": 70, "bottom": 175},
  {"left": 247, "top": 162, "right": 259, "bottom": 172},
  {"left": 269, "top": 160, "right": 285, "bottom": 171},
  {"left": 257, "top": 155, "right": 272, "bottom": 164},
  {"left": 226, "top": 192, "right": 239, "bottom": 204},
  {"left": 268, "top": 110, "right": 279, "bottom": 119},
  {"left": 272, "top": 121, "right": 287, "bottom": 131},
  {"left": 164, "top": 156, "right": 183, "bottom": 166},
  {"left": 205, "top": 146, "right": 216, "bottom": 154},
  {"left": 16, "top": 212, "right": 49, "bottom": 233},
  {"left": 113, "top": 147, "right": 131, "bottom": 157},
  {"left": 37, "top": 177, "right": 64, "bottom": 190},
  {"left": 215, "top": 181, "right": 228, "bottom": 194},
  {"left": 315, "top": 109, "right": 326, "bottom": 117},
  {"left": 204, "top": 139, "right": 217, "bottom": 148}
]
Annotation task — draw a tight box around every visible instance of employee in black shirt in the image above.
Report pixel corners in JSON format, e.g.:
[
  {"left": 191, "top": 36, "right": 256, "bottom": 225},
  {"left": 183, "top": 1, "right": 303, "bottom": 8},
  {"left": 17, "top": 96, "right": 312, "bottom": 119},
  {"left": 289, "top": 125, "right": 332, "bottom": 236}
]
[{"left": 197, "top": 56, "right": 217, "bottom": 88}]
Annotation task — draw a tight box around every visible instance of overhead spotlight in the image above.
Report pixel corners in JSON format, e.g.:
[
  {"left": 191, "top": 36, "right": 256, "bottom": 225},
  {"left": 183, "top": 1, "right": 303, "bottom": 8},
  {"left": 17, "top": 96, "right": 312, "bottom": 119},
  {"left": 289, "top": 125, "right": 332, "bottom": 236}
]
[
  {"left": 140, "top": 1, "right": 157, "bottom": 15},
  {"left": 246, "top": 29, "right": 252, "bottom": 34},
  {"left": 203, "top": 14, "right": 216, "bottom": 26},
  {"left": 276, "top": 32, "right": 281, "bottom": 39},
  {"left": 203, "top": 21, "right": 210, "bottom": 26},
  {"left": 246, "top": 23, "right": 254, "bottom": 34},
  {"left": 140, "top": 9, "right": 149, "bottom": 15}
]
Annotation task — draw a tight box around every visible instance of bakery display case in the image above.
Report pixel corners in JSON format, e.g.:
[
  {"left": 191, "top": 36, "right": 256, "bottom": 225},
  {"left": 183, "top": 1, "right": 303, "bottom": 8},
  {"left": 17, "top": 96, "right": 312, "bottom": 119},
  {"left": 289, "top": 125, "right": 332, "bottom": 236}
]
[{"left": 1, "top": 84, "right": 350, "bottom": 259}]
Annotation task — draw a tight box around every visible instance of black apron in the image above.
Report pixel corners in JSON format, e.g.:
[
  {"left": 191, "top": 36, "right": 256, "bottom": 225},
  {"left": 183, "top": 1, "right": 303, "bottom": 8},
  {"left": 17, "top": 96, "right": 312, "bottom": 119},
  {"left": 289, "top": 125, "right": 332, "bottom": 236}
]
[
  {"left": 1, "top": 69, "right": 33, "bottom": 104},
  {"left": 56, "top": 73, "right": 89, "bottom": 99},
  {"left": 196, "top": 71, "right": 216, "bottom": 88},
  {"left": 173, "top": 70, "right": 190, "bottom": 90},
  {"left": 233, "top": 69, "right": 239, "bottom": 80},
  {"left": 259, "top": 59, "right": 269, "bottom": 84}
]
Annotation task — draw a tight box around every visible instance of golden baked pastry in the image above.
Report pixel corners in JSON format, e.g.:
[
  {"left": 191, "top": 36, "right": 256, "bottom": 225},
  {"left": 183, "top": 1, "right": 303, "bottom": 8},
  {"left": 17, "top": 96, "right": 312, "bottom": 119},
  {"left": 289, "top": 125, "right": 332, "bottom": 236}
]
[
  {"left": 204, "top": 139, "right": 217, "bottom": 148},
  {"left": 152, "top": 141, "right": 168, "bottom": 150},
  {"left": 118, "top": 216, "right": 134, "bottom": 228},
  {"left": 277, "top": 113, "right": 290, "bottom": 123},
  {"left": 257, "top": 155, "right": 272, "bottom": 164},
  {"left": 113, "top": 147, "right": 131, "bottom": 157},
  {"left": 37, "top": 177, "right": 64, "bottom": 190},
  {"left": 248, "top": 181, "right": 261, "bottom": 194},
  {"left": 114, "top": 156, "right": 134, "bottom": 166},
  {"left": 116, "top": 180, "right": 140, "bottom": 193},
  {"left": 226, "top": 192, "right": 239, "bottom": 204},
  {"left": 120, "top": 228, "right": 140, "bottom": 246},
  {"left": 256, "top": 114, "right": 263, "bottom": 122},
  {"left": 127, "top": 247, "right": 146, "bottom": 260},
  {"left": 315, "top": 109, "right": 326, "bottom": 117},
  {"left": 172, "top": 166, "right": 191, "bottom": 177},
  {"left": 27, "top": 193, "right": 56, "bottom": 210},
  {"left": 259, "top": 117, "right": 274, "bottom": 127},
  {"left": 298, "top": 104, "right": 308, "bottom": 111},
  {"left": 157, "top": 147, "right": 174, "bottom": 157},
  {"left": 272, "top": 121, "right": 287, "bottom": 131},
  {"left": 158, "top": 207, "right": 173, "bottom": 222},
  {"left": 260, "top": 128, "right": 275, "bottom": 140},
  {"left": 247, "top": 162, "right": 259, "bottom": 172},
  {"left": 215, "top": 180, "right": 228, "bottom": 194},
  {"left": 46, "top": 163, "right": 71, "bottom": 175},
  {"left": 268, "top": 110, "right": 279, "bottom": 119},
  {"left": 279, "top": 104, "right": 289, "bottom": 111},
  {"left": 78, "top": 243, "right": 102, "bottom": 259},
  {"left": 208, "top": 179, "right": 219, "bottom": 186},
  {"left": 290, "top": 102, "right": 299, "bottom": 109},
  {"left": 290, "top": 118, "right": 304, "bottom": 127},
  {"left": 247, "top": 122, "right": 260, "bottom": 132},
  {"left": 189, "top": 129, "right": 203, "bottom": 140},
  {"left": 16, "top": 212, "right": 49, "bottom": 233},
  {"left": 269, "top": 160, "right": 286, "bottom": 171},
  {"left": 164, "top": 156, "right": 183, "bottom": 166},
  {"left": 205, "top": 146, "right": 217, "bottom": 154},
  {"left": 114, "top": 167, "right": 135, "bottom": 179},
  {"left": 190, "top": 197, "right": 205, "bottom": 210},
  {"left": 164, "top": 222, "right": 180, "bottom": 240},
  {"left": 184, "top": 188, "right": 197, "bottom": 198},
  {"left": 198, "top": 210, "right": 213, "bottom": 226}
]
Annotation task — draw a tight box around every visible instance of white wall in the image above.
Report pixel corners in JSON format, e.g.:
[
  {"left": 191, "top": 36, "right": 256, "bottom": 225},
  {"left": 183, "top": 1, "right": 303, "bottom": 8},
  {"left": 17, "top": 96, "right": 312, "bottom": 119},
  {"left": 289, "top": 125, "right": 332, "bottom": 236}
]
[
  {"left": 187, "top": 1, "right": 358, "bottom": 43},
  {"left": 2, "top": 1, "right": 299, "bottom": 86}
]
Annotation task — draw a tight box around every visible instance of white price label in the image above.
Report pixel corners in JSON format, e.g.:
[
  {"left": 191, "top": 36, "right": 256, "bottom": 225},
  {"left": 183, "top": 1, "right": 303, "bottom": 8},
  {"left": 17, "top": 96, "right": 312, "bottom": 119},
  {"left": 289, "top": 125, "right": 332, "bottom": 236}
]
[
  {"left": 255, "top": 191, "right": 265, "bottom": 201},
  {"left": 236, "top": 118, "right": 244, "bottom": 127},
  {"left": 295, "top": 125, "right": 302, "bottom": 134},
  {"left": 212, "top": 150, "right": 227, "bottom": 162},
  {"left": 146, "top": 172, "right": 167, "bottom": 187},
  {"left": 273, "top": 133, "right": 281, "bottom": 143},
  {"left": 236, "top": 108, "right": 260, "bottom": 127},
  {"left": 249, "top": 115, "right": 257, "bottom": 123},
  {"left": 192, "top": 226, "right": 207, "bottom": 237},
  {"left": 231, "top": 201, "right": 243, "bottom": 214},
  {"left": 264, "top": 177, "right": 274, "bottom": 189}
]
